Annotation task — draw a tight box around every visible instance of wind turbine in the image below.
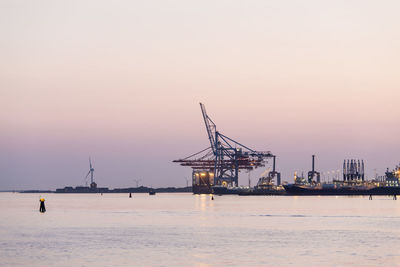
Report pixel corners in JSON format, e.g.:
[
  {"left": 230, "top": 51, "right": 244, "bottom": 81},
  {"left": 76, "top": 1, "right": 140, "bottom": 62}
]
[
  {"left": 133, "top": 179, "right": 141, "bottom": 188},
  {"left": 86, "top": 157, "right": 96, "bottom": 188}
]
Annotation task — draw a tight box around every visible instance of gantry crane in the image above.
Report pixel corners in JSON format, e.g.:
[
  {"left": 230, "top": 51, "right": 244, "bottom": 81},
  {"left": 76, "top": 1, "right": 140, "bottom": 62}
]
[{"left": 173, "top": 103, "right": 273, "bottom": 188}]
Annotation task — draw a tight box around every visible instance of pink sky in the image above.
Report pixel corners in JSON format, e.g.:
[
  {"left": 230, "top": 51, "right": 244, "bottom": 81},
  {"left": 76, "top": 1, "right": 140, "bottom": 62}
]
[{"left": 1, "top": 0, "right": 399, "bottom": 189}]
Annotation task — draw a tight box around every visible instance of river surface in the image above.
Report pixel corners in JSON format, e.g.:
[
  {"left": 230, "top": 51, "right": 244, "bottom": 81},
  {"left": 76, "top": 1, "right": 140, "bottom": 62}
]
[{"left": 1, "top": 192, "right": 400, "bottom": 266}]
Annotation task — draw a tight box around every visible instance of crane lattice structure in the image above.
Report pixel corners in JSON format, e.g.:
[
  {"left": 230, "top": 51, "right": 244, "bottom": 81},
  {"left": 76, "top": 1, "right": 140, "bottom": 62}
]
[{"left": 173, "top": 103, "right": 273, "bottom": 187}]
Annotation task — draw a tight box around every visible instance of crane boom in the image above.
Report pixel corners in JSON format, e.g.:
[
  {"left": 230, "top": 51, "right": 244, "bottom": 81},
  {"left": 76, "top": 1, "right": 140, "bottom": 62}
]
[{"left": 200, "top": 103, "right": 217, "bottom": 154}]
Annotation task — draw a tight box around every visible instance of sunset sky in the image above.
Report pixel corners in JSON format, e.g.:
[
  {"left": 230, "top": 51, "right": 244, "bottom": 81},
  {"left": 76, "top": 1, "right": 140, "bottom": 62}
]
[{"left": 1, "top": 0, "right": 400, "bottom": 189}]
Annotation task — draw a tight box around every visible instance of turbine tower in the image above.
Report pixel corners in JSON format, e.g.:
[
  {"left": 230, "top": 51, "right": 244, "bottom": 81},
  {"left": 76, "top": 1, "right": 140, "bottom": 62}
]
[{"left": 86, "top": 157, "right": 97, "bottom": 189}]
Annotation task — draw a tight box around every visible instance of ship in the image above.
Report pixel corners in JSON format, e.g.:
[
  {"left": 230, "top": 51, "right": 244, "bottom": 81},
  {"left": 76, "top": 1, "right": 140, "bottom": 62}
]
[
  {"left": 284, "top": 164, "right": 400, "bottom": 196},
  {"left": 208, "top": 155, "right": 284, "bottom": 195},
  {"left": 283, "top": 183, "right": 400, "bottom": 196},
  {"left": 149, "top": 189, "right": 156, "bottom": 195},
  {"left": 212, "top": 170, "right": 284, "bottom": 195},
  {"left": 238, "top": 168, "right": 285, "bottom": 195}
]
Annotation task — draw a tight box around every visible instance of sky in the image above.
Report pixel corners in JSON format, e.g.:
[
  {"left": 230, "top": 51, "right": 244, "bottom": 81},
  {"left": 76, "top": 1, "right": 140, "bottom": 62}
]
[{"left": 1, "top": 0, "right": 400, "bottom": 190}]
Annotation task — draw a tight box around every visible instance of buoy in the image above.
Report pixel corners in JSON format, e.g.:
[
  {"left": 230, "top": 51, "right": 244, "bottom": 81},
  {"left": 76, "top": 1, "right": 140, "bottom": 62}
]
[
  {"left": 369, "top": 195, "right": 372, "bottom": 200},
  {"left": 211, "top": 196, "right": 214, "bottom": 200},
  {"left": 129, "top": 192, "right": 132, "bottom": 198},
  {"left": 39, "top": 198, "right": 46, "bottom": 213}
]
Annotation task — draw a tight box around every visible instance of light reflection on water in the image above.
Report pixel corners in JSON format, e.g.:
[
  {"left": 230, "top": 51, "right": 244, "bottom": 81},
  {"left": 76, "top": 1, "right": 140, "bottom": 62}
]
[{"left": 1, "top": 193, "right": 400, "bottom": 266}]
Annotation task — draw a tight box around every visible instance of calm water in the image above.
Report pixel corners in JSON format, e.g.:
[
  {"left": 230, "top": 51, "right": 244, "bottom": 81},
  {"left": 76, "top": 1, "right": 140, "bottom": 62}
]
[{"left": 1, "top": 192, "right": 400, "bottom": 266}]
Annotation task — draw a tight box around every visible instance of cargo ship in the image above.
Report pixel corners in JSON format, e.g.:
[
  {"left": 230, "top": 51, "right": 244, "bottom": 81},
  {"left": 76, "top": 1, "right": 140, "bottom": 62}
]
[
  {"left": 238, "top": 169, "right": 285, "bottom": 195},
  {"left": 283, "top": 183, "right": 400, "bottom": 195},
  {"left": 284, "top": 164, "right": 400, "bottom": 196},
  {"left": 211, "top": 168, "right": 284, "bottom": 195}
]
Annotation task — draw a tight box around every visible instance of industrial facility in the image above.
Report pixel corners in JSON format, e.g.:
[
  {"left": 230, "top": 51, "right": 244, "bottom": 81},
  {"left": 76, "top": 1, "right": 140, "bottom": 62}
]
[
  {"left": 343, "top": 159, "right": 365, "bottom": 182},
  {"left": 308, "top": 155, "right": 320, "bottom": 184}
]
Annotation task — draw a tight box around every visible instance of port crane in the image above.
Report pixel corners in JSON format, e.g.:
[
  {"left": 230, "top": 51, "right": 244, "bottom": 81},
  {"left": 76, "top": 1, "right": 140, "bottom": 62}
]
[{"left": 173, "top": 103, "right": 273, "bottom": 187}]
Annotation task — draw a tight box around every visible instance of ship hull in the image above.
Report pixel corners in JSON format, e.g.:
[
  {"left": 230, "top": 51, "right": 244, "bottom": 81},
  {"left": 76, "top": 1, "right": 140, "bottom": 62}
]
[
  {"left": 238, "top": 188, "right": 286, "bottom": 196},
  {"left": 284, "top": 184, "right": 400, "bottom": 196},
  {"left": 212, "top": 186, "right": 286, "bottom": 195},
  {"left": 212, "top": 186, "right": 240, "bottom": 195}
]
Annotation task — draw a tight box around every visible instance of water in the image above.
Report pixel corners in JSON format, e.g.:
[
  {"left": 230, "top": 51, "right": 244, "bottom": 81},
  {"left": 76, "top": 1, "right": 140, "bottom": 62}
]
[{"left": 1, "top": 193, "right": 400, "bottom": 266}]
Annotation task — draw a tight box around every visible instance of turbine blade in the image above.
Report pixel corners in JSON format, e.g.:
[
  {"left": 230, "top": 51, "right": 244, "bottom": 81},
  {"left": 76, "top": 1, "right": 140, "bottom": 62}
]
[{"left": 86, "top": 170, "right": 91, "bottom": 178}]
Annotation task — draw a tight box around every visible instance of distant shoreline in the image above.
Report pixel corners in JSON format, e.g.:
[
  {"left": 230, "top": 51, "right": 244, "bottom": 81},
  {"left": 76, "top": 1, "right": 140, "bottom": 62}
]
[{"left": 15, "top": 186, "right": 192, "bottom": 194}]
